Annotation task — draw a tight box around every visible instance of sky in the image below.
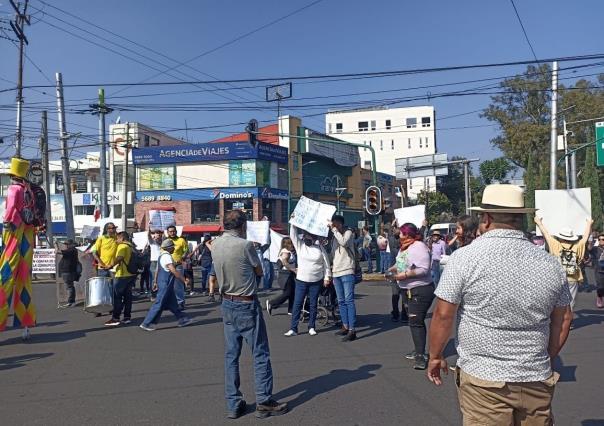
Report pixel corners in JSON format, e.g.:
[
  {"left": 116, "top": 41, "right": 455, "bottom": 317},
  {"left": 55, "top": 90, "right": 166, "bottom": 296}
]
[{"left": 0, "top": 0, "right": 603, "bottom": 173}]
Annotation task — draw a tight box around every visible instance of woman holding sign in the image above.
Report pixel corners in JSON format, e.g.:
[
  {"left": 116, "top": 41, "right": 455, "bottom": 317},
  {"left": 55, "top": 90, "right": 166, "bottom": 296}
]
[{"left": 285, "top": 214, "right": 331, "bottom": 337}]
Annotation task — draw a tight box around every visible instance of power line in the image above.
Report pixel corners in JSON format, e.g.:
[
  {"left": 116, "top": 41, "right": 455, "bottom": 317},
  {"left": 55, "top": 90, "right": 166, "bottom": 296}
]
[{"left": 509, "top": 0, "right": 540, "bottom": 63}]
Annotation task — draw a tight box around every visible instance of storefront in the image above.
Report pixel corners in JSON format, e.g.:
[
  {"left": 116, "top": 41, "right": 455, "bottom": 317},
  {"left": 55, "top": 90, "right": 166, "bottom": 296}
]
[{"left": 133, "top": 142, "right": 289, "bottom": 231}]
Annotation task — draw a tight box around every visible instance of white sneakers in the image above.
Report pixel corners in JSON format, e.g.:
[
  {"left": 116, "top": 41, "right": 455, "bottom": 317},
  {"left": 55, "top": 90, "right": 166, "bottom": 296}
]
[
  {"left": 308, "top": 328, "right": 317, "bottom": 336},
  {"left": 284, "top": 330, "right": 297, "bottom": 337}
]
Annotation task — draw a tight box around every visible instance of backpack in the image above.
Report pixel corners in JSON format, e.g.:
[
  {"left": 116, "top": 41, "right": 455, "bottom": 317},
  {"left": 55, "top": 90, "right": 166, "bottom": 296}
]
[
  {"left": 559, "top": 246, "right": 579, "bottom": 277},
  {"left": 19, "top": 182, "right": 46, "bottom": 227},
  {"left": 122, "top": 243, "right": 145, "bottom": 275}
]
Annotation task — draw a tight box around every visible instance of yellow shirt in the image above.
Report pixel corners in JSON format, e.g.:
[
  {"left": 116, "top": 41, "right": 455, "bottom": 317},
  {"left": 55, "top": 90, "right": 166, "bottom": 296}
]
[
  {"left": 93, "top": 235, "right": 118, "bottom": 266},
  {"left": 170, "top": 236, "right": 188, "bottom": 263},
  {"left": 115, "top": 242, "right": 133, "bottom": 278},
  {"left": 544, "top": 235, "right": 586, "bottom": 283}
]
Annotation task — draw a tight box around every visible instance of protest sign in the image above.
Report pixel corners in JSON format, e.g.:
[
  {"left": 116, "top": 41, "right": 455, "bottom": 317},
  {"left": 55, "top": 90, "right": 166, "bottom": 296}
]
[
  {"left": 394, "top": 205, "right": 425, "bottom": 228},
  {"left": 289, "top": 196, "right": 336, "bottom": 237},
  {"left": 33, "top": 248, "right": 56, "bottom": 274},
  {"left": 247, "top": 220, "right": 270, "bottom": 244},
  {"left": 132, "top": 232, "right": 148, "bottom": 250},
  {"left": 149, "top": 210, "right": 176, "bottom": 231},
  {"left": 535, "top": 188, "right": 591, "bottom": 237},
  {"left": 267, "top": 230, "right": 285, "bottom": 262},
  {"left": 81, "top": 225, "right": 100, "bottom": 240}
]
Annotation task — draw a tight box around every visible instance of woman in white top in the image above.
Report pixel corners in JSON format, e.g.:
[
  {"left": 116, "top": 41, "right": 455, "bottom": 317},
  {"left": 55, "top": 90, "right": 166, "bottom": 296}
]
[
  {"left": 266, "top": 237, "right": 297, "bottom": 315},
  {"left": 285, "top": 219, "right": 331, "bottom": 337}
]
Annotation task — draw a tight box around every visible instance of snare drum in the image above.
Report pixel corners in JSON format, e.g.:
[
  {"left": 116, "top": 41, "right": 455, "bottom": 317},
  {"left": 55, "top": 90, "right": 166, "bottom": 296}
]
[{"left": 85, "top": 277, "right": 113, "bottom": 314}]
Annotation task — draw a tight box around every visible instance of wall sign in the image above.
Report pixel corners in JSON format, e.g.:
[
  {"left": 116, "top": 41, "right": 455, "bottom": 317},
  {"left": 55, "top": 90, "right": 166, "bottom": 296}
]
[{"left": 136, "top": 187, "right": 287, "bottom": 202}]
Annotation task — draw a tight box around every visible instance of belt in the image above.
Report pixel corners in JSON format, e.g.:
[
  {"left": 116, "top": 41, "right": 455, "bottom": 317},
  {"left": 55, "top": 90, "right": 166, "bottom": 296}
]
[{"left": 223, "top": 294, "right": 255, "bottom": 302}]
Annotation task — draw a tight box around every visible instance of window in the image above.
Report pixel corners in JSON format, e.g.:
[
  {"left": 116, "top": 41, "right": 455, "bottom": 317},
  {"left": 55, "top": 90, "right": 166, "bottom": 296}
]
[
  {"left": 369, "top": 140, "right": 372, "bottom": 147},
  {"left": 380, "top": 140, "right": 383, "bottom": 150},
  {"left": 364, "top": 161, "right": 372, "bottom": 169},
  {"left": 358, "top": 121, "right": 369, "bottom": 132},
  {"left": 425, "top": 137, "right": 429, "bottom": 148},
  {"left": 408, "top": 138, "right": 411, "bottom": 149},
  {"left": 192, "top": 200, "right": 219, "bottom": 223},
  {"left": 75, "top": 205, "right": 95, "bottom": 215},
  {"left": 150, "top": 136, "right": 160, "bottom": 146},
  {"left": 144, "top": 135, "right": 150, "bottom": 147},
  {"left": 336, "top": 123, "right": 343, "bottom": 133},
  {"left": 406, "top": 117, "right": 417, "bottom": 128},
  {"left": 328, "top": 123, "right": 332, "bottom": 133},
  {"left": 137, "top": 165, "right": 175, "bottom": 190},
  {"left": 262, "top": 199, "right": 278, "bottom": 222},
  {"left": 225, "top": 199, "right": 253, "bottom": 221},
  {"left": 370, "top": 120, "right": 376, "bottom": 131},
  {"left": 391, "top": 139, "right": 394, "bottom": 149},
  {"left": 385, "top": 119, "right": 391, "bottom": 130},
  {"left": 422, "top": 117, "right": 431, "bottom": 127}
]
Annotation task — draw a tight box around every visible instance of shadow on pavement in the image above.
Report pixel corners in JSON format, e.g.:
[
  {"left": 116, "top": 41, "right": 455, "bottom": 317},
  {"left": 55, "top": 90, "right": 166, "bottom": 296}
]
[
  {"left": 581, "top": 421, "right": 604, "bottom": 426},
  {"left": 572, "top": 309, "right": 604, "bottom": 330},
  {"left": 0, "top": 326, "right": 109, "bottom": 346},
  {"left": 36, "top": 321, "right": 68, "bottom": 328},
  {"left": 552, "top": 356, "right": 577, "bottom": 382},
  {"left": 0, "top": 352, "right": 53, "bottom": 371},
  {"left": 273, "top": 364, "right": 382, "bottom": 411},
  {"left": 159, "top": 317, "right": 222, "bottom": 331},
  {"left": 355, "top": 314, "right": 402, "bottom": 339}
]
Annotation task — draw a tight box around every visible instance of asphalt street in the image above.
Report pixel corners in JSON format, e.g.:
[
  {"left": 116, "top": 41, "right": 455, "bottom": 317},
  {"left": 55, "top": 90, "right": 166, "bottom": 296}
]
[{"left": 1, "top": 277, "right": 603, "bottom": 425}]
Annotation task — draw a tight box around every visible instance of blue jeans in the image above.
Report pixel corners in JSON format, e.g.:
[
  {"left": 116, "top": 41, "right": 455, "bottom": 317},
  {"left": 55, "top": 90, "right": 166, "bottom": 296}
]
[
  {"left": 200, "top": 266, "right": 210, "bottom": 292},
  {"left": 174, "top": 265, "right": 185, "bottom": 305},
  {"left": 142, "top": 276, "right": 188, "bottom": 326},
  {"left": 431, "top": 260, "right": 441, "bottom": 285},
  {"left": 363, "top": 248, "right": 373, "bottom": 272},
  {"left": 379, "top": 251, "right": 391, "bottom": 273},
  {"left": 263, "top": 259, "right": 274, "bottom": 290},
  {"left": 221, "top": 298, "right": 273, "bottom": 412},
  {"left": 290, "top": 279, "right": 322, "bottom": 332},
  {"left": 333, "top": 274, "right": 356, "bottom": 330}
]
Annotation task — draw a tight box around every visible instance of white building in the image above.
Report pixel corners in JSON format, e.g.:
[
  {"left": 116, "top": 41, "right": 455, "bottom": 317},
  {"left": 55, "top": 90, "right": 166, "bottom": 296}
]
[{"left": 325, "top": 106, "right": 436, "bottom": 199}]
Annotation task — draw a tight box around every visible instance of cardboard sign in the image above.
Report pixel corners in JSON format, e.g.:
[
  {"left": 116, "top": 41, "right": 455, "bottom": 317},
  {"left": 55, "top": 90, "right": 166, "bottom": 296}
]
[
  {"left": 394, "top": 205, "right": 425, "bottom": 228},
  {"left": 132, "top": 232, "right": 149, "bottom": 251},
  {"left": 81, "top": 225, "right": 100, "bottom": 240},
  {"left": 246, "top": 220, "right": 270, "bottom": 244},
  {"left": 33, "top": 248, "right": 56, "bottom": 274},
  {"left": 149, "top": 210, "right": 176, "bottom": 231},
  {"left": 289, "top": 196, "right": 336, "bottom": 237},
  {"left": 535, "top": 188, "right": 591, "bottom": 237}
]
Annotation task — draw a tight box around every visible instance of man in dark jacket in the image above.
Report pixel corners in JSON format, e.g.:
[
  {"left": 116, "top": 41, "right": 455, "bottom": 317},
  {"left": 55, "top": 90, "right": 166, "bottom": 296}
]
[{"left": 56, "top": 239, "right": 79, "bottom": 308}]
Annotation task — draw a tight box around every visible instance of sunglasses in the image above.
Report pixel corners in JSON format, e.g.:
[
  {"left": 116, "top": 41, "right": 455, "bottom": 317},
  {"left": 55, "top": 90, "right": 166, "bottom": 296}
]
[{"left": 598, "top": 238, "right": 604, "bottom": 241}]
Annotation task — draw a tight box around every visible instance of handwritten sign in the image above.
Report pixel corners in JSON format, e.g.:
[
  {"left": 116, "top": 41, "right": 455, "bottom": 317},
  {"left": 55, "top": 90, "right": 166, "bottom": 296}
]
[
  {"left": 394, "top": 205, "right": 425, "bottom": 228},
  {"left": 33, "top": 248, "right": 56, "bottom": 274},
  {"left": 132, "top": 232, "right": 148, "bottom": 251},
  {"left": 149, "top": 210, "right": 176, "bottom": 231},
  {"left": 290, "top": 196, "right": 336, "bottom": 237},
  {"left": 247, "top": 220, "right": 270, "bottom": 244}
]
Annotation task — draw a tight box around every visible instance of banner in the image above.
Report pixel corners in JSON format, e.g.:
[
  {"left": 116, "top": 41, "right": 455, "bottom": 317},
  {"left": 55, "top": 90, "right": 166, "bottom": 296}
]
[
  {"left": 290, "top": 196, "right": 336, "bottom": 237},
  {"left": 394, "top": 205, "right": 425, "bottom": 228},
  {"left": 535, "top": 188, "right": 591, "bottom": 237},
  {"left": 33, "top": 249, "right": 57, "bottom": 274},
  {"left": 246, "top": 220, "right": 270, "bottom": 244},
  {"left": 149, "top": 210, "right": 176, "bottom": 231}
]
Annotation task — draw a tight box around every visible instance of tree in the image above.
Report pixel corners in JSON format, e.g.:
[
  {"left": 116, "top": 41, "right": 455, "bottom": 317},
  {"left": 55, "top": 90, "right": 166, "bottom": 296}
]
[
  {"left": 524, "top": 152, "right": 537, "bottom": 231},
  {"left": 438, "top": 156, "right": 466, "bottom": 215},
  {"left": 580, "top": 146, "right": 603, "bottom": 230},
  {"left": 416, "top": 190, "right": 452, "bottom": 225},
  {"left": 479, "top": 157, "right": 515, "bottom": 184}
]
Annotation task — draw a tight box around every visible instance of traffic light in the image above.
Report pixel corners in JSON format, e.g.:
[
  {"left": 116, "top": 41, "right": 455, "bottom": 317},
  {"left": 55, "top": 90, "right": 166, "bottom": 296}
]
[
  {"left": 365, "top": 186, "right": 382, "bottom": 215},
  {"left": 246, "top": 119, "right": 258, "bottom": 148}
]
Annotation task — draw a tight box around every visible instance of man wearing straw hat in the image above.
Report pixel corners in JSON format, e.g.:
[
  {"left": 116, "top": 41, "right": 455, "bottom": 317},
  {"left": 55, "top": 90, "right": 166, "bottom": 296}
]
[{"left": 427, "top": 184, "right": 573, "bottom": 425}]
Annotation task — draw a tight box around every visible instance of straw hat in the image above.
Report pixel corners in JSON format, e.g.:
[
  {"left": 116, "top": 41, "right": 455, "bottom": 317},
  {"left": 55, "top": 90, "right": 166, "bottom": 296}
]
[
  {"left": 9, "top": 157, "right": 29, "bottom": 179},
  {"left": 470, "top": 184, "right": 536, "bottom": 214},
  {"left": 556, "top": 227, "right": 580, "bottom": 242},
  {"left": 431, "top": 230, "right": 442, "bottom": 237}
]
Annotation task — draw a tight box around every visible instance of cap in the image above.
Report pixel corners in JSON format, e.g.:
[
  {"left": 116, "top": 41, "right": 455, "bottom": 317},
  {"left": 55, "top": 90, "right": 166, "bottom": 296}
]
[{"left": 161, "top": 239, "right": 175, "bottom": 249}]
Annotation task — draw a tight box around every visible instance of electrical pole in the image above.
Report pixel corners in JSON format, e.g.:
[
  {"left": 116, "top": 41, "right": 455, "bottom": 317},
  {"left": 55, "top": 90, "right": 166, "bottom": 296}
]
[
  {"left": 549, "top": 61, "right": 558, "bottom": 189},
  {"left": 463, "top": 161, "right": 471, "bottom": 214},
  {"left": 56, "top": 72, "right": 75, "bottom": 239},
  {"left": 121, "top": 122, "right": 130, "bottom": 232},
  {"left": 9, "top": 0, "right": 30, "bottom": 157},
  {"left": 90, "top": 88, "right": 112, "bottom": 217},
  {"left": 40, "top": 110, "right": 53, "bottom": 245}
]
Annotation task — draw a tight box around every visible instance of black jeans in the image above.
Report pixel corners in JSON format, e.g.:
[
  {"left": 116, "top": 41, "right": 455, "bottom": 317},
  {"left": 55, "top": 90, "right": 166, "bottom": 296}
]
[
  {"left": 391, "top": 283, "right": 408, "bottom": 321},
  {"left": 61, "top": 272, "right": 76, "bottom": 304},
  {"left": 405, "top": 284, "right": 435, "bottom": 355},
  {"left": 269, "top": 272, "right": 295, "bottom": 313},
  {"left": 596, "top": 271, "right": 604, "bottom": 297},
  {"left": 112, "top": 276, "right": 135, "bottom": 321},
  {"left": 140, "top": 267, "right": 151, "bottom": 292}
]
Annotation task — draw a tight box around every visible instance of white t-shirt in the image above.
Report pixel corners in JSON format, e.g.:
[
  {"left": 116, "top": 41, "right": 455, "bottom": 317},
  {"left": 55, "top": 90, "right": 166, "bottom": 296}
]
[
  {"left": 159, "top": 252, "right": 174, "bottom": 272},
  {"left": 150, "top": 241, "right": 161, "bottom": 262}
]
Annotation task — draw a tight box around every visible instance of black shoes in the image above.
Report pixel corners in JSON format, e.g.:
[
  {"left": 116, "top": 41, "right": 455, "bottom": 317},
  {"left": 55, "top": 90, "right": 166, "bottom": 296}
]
[
  {"left": 413, "top": 354, "right": 427, "bottom": 370},
  {"left": 227, "top": 399, "right": 246, "bottom": 419},
  {"left": 342, "top": 330, "right": 357, "bottom": 342},
  {"left": 256, "top": 399, "right": 288, "bottom": 419},
  {"left": 335, "top": 327, "right": 348, "bottom": 336}
]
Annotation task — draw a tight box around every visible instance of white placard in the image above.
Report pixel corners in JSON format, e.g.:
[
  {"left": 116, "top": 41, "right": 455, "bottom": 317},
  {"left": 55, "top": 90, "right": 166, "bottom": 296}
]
[
  {"left": 246, "top": 221, "right": 270, "bottom": 244},
  {"left": 176, "top": 225, "right": 184, "bottom": 237},
  {"left": 268, "top": 230, "right": 285, "bottom": 262},
  {"left": 289, "top": 196, "right": 336, "bottom": 237},
  {"left": 535, "top": 188, "right": 591, "bottom": 237},
  {"left": 33, "top": 248, "right": 56, "bottom": 274},
  {"left": 394, "top": 205, "right": 425, "bottom": 228},
  {"left": 149, "top": 210, "right": 176, "bottom": 231},
  {"left": 132, "top": 231, "right": 148, "bottom": 250},
  {"left": 81, "top": 225, "right": 100, "bottom": 240}
]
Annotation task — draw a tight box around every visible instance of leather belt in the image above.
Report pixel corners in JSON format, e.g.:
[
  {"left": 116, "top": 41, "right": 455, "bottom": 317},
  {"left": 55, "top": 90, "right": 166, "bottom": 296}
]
[{"left": 223, "top": 294, "right": 255, "bottom": 302}]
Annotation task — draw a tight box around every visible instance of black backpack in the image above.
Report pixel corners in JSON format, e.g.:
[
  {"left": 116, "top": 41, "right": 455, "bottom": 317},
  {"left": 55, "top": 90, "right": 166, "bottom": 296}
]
[{"left": 122, "top": 243, "right": 145, "bottom": 275}]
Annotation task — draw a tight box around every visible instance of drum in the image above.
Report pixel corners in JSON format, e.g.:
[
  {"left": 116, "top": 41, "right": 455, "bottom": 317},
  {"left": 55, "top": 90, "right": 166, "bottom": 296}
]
[{"left": 85, "top": 277, "right": 113, "bottom": 314}]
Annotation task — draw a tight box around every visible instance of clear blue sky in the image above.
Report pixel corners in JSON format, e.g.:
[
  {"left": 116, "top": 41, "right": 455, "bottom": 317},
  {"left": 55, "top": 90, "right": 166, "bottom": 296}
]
[{"left": 0, "top": 0, "right": 602, "bottom": 169}]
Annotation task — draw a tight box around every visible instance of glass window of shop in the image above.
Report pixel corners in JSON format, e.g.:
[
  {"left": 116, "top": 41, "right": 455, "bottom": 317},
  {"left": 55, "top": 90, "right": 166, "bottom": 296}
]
[
  {"left": 137, "top": 165, "right": 175, "bottom": 190},
  {"left": 229, "top": 160, "right": 256, "bottom": 187},
  {"left": 262, "top": 199, "right": 277, "bottom": 222},
  {"left": 224, "top": 199, "right": 253, "bottom": 221},
  {"left": 192, "top": 200, "right": 220, "bottom": 223}
]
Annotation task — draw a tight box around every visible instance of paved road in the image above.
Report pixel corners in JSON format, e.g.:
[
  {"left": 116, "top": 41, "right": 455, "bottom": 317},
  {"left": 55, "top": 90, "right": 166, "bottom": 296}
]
[{"left": 1, "top": 278, "right": 603, "bottom": 425}]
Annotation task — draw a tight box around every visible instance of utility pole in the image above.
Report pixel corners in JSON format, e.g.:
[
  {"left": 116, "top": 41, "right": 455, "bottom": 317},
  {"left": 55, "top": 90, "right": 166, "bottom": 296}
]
[
  {"left": 9, "top": 0, "right": 30, "bottom": 157},
  {"left": 40, "top": 110, "right": 53, "bottom": 245},
  {"left": 55, "top": 72, "right": 75, "bottom": 239},
  {"left": 463, "top": 161, "right": 471, "bottom": 214},
  {"left": 121, "top": 122, "right": 130, "bottom": 232},
  {"left": 90, "top": 88, "right": 112, "bottom": 217},
  {"left": 549, "top": 61, "right": 558, "bottom": 189}
]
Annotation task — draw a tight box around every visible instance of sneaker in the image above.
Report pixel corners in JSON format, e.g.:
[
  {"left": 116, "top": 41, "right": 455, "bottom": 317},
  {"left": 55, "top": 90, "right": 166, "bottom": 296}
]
[
  {"left": 178, "top": 303, "right": 186, "bottom": 311},
  {"left": 597, "top": 296, "right": 604, "bottom": 308},
  {"left": 104, "top": 319, "right": 120, "bottom": 327},
  {"left": 139, "top": 323, "right": 155, "bottom": 332},
  {"left": 405, "top": 350, "right": 417, "bottom": 360},
  {"left": 255, "top": 399, "right": 288, "bottom": 419},
  {"left": 202, "top": 290, "right": 209, "bottom": 296},
  {"left": 266, "top": 300, "right": 273, "bottom": 316},
  {"left": 58, "top": 302, "right": 74, "bottom": 309},
  {"left": 150, "top": 297, "right": 156, "bottom": 302},
  {"left": 207, "top": 294, "right": 216, "bottom": 302},
  {"left": 188, "top": 291, "right": 197, "bottom": 296},
  {"left": 284, "top": 329, "right": 297, "bottom": 337},
  {"left": 122, "top": 319, "right": 131, "bottom": 325},
  {"left": 308, "top": 328, "right": 317, "bottom": 336},
  {"left": 413, "top": 354, "right": 427, "bottom": 370},
  {"left": 178, "top": 317, "right": 193, "bottom": 328},
  {"left": 227, "top": 399, "right": 246, "bottom": 420},
  {"left": 342, "top": 330, "right": 356, "bottom": 342},
  {"left": 335, "top": 327, "right": 349, "bottom": 336},
  {"left": 287, "top": 312, "right": 292, "bottom": 316}
]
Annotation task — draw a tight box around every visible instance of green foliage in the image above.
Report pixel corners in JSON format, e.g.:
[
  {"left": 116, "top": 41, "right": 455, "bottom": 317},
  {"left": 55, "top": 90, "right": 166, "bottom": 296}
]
[
  {"left": 524, "top": 153, "right": 537, "bottom": 231},
  {"left": 416, "top": 190, "right": 452, "bottom": 225},
  {"left": 438, "top": 156, "right": 467, "bottom": 215},
  {"left": 580, "top": 147, "right": 603, "bottom": 230},
  {"left": 479, "top": 157, "right": 515, "bottom": 184}
]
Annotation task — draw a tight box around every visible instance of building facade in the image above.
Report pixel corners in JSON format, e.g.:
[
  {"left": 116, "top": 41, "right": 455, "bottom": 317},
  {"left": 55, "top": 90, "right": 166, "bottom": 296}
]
[{"left": 325, "top": 106, "right": 436, "bottom": 199}]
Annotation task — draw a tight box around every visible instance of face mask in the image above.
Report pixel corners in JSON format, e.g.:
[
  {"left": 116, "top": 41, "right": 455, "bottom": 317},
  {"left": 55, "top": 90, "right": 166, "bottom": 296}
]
[{"left": 304, "top": 238, "right": 314, "bottom": 247}]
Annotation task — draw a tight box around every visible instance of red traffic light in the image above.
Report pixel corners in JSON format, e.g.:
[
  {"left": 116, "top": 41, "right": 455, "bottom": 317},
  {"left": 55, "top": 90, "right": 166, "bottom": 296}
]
[{"left": 365, "top": 186, "right": 382, "bottom": 215}]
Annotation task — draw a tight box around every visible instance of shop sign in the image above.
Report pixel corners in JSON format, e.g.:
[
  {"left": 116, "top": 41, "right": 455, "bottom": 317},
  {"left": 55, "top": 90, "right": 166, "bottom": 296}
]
[
  {"left": 212, "top": 188, "right": 254, "bottom": 199},
  {"left": 140, "top": 195, "right": 172, "bottom": 202}
]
